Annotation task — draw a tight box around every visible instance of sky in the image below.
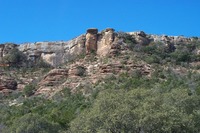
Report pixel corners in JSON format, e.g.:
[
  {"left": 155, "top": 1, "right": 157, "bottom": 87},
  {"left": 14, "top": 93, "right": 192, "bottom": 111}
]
[{"left": 0, "top": 0, "right": 200, "bottom": 44}]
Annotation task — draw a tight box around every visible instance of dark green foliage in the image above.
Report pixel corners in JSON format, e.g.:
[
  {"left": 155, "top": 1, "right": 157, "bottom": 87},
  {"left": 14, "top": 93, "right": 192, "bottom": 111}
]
[
  {"left": 76, "top": 66, "right": 86, "bottom": 76},
  {"left": 170, "top": 50, "right": 191, "bottom": 62},
  {"left": 35, "top": 58, "right": 52, "bottom": 68},
  {"left": 7, "top": 113, "right": 61, "bottom": 133},
  {"left": 135, "top": 40, "right": 200, "bottom": 65},
  {"left": 1, "top": 67, "right": 200, "bottom": 133},
  {"left": 116, "top": 31, "right": 136, "bottom": 50},
  {"left": 0, "top": 89, "right": 90, "bottom": 132},
  {"left": 23, "top": 84, "right": 36, "bottom": 97},
  {"left": 26, "top": 58, "right": 52, "bottom": 69},
  {"left": 70, "top": 88, "right": 200, "bottom": 133},
  {"left": 69, "top": 70, "right": 200, "bottom": 133},
  {"left": 2, "top": 48, "right": 27, "bottom": 67}
]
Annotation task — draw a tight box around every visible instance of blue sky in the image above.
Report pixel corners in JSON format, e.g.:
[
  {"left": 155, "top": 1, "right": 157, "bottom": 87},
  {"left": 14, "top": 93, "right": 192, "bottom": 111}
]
[{"left": 0, "top": 0, "right": 200, "bottom": 44}]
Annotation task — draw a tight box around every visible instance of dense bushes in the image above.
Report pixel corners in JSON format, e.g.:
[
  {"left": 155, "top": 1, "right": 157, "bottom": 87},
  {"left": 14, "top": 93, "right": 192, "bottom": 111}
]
[
  {"left": 1, "top": 67, "right": 200, "bottom": 132},
  {"left": 135, "top": 41, "right": 200, "bottom": 65},
  {"left": 2, "top": 48, "right": 27, "bottom": 67},
  {"left": 0, "top": 89, "right": 90, "bottom": 132},
  {"left": 70, "top": 88, "right": 200, "bottom": 133},
  {"left": 116, "top": 31, "right": 137, "bottom": 50},
  {"left": 5, "top": 113, "right": 61, "bottom": 133},
  {"left": 69, "top": 69, "right": 200, "bottom": 133}
]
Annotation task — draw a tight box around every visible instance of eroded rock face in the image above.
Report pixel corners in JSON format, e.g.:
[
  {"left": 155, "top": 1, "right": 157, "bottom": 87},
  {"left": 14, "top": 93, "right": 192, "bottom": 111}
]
[
  {"left": 18, "top": 35, "right": 86, "bottom": 67},
  {"left": 0, "top": 72, "right": 17, "bottom": 91},
  {"left": 38, "top": 69, "right": 68, "bottom": 87},
  {"left": 0, "top": 28, "right": 199, "bottom": 67},
  {"left": 97, "top": 28, "right": 115, "bottom": 56},
  {"left": 35, "top": 52, "right": 153, "bottom": 96},
  {"left": 68, "top": 65, "right": 86, "bottom": 77},
  {"left": 85, "top": 28, "right": 98, "bottom": 54},
  {"left": 36, "top": 69, "right": 68, "bottom": 95}
]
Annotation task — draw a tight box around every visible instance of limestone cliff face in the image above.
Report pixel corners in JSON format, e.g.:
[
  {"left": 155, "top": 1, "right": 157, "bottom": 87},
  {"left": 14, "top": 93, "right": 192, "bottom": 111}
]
[
  {"left": 0, "top": 28, "right": 199, "bottom": 67},
  {"left": 0, "top": 28, "right": 117, "bottom": 67},
  {"left": 97, "top": 28, "right": 115, "bottom": 56},
  {"left": 18, "top": 34, "right": 86, "bottom": 66}
]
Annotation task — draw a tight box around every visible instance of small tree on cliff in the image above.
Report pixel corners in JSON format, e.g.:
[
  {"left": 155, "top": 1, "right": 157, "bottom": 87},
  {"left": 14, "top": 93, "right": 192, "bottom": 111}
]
[{"left": 2, "top": 48, "right": 27, "bottom": 67}]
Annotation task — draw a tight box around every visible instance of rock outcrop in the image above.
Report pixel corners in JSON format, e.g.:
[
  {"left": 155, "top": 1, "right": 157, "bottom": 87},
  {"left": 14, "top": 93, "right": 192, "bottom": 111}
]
[
  {"left": 38, "top": 69, "right": 68, "bottom": 87},
  {"left": 0, "top": 72, "right": 17, "bottom": 91},
  {"left": 35, "top": 51, "right": 153, "bottom": 96},
  {"left": 36, "top": 69, "right": 68, "bottom": 95},
  {"left": 97, "top": 28, "right": 115, "bottom": 56},
  {"left": 0, "top": 28, "right": 199, "bottom": 68},
  {"left": 85, "top": 28, "right": 98, "bottom": 54},
  {"left": 18, "top": 35, "right": 86, "bottom": 67},
  {"left": 0, "top": 28, "right": 199, "bottom": 97}
]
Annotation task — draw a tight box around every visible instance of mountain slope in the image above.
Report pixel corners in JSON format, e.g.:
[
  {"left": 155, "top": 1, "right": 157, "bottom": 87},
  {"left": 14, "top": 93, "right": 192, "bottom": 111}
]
[{"left": 0, "top": 28, "right": 200, "bottom": 132}]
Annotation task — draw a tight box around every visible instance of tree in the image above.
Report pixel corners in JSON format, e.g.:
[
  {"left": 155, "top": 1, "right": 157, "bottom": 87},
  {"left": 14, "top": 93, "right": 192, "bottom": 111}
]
[
  {"left": 23, "top": 84, "right": 36, "bottom": 97},
  {"left": 69, "top": 88, "right": 200, "bottom": 133},
  {"left": 6, "top": 113, "right": 61, "bottom": 133},
  {"left": 2, "top": 48, "right": 27, "bottom": 67}
]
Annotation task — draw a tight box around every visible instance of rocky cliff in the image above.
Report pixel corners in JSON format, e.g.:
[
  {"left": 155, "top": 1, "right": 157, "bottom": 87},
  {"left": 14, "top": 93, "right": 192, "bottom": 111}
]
[
  {"left": 0, "top": 28, "right": 199, "bottom": 67},
  {"left": 0, "top": 28, "right": 199, "bottom": 96}
]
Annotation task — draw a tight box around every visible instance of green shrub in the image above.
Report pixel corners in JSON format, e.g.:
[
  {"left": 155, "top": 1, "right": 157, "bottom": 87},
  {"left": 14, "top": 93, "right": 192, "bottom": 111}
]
[
  {"left": 34, "top": 58, "right": 51, "bottom": 68},
  {"left": 170, "top": 51, "right": 191, "bottom": 63},
  {"left": 7, "top": 113, "right": 61, "bottom": 133},
  {"left": 116, "top": 31, "right": 136, "bottom": 50},
  {"left": 2, "top": 48, "right": 27, "bottom": 67},
  {"left": 76, "top": 66, "right": 86, "bottom": 76},
  {"left": 23, "top": 84, "right": 36, "bottom": 97}
]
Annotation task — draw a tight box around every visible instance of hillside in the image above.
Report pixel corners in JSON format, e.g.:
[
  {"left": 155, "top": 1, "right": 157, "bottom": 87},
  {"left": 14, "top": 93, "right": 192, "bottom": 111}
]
[{"left": 0, "top": 28, "right": 200, "bottom": 132}]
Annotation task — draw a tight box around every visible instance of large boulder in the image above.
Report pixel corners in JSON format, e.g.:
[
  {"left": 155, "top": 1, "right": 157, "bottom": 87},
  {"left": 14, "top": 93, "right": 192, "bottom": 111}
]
[
  {"left": 85, "top": 28, "right": 98, "bottom": 54},
  {"left": 0, "top": 73, "right": 17, "bottom": 90}
]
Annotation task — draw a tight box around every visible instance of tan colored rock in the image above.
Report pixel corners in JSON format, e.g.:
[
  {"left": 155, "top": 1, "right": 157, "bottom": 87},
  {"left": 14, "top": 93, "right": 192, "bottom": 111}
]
[
  {"left": 97, "top": 28, "right": 115, "bottom": 56},
  {"left": 36, "top": 69, "right": 68, "bottom": 95},
  {"left": 18, "top": 35, "right": 86, "bottom": 67},
  {"left": 38, "top": 69, "right": 68, "bottom": 87},
  {"left": 86, "top": 28, "right": 98, "bottom": 54}
]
